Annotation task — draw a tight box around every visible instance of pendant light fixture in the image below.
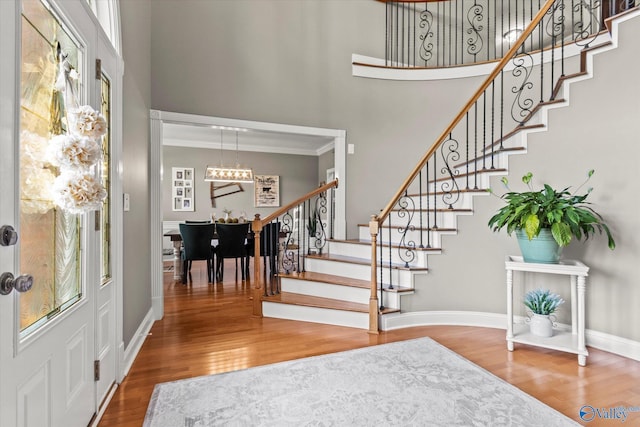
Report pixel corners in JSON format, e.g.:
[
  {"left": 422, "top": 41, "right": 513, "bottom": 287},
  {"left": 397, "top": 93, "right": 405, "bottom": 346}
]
[{"left": 204, "top": 127, "right": 254, "bottom": 183}]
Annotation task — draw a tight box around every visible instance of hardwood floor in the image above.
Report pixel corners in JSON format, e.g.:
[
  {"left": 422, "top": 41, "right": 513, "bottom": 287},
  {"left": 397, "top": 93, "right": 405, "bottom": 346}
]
[{"left": 99, "top": 261, "right": 640, "bottom": 426}]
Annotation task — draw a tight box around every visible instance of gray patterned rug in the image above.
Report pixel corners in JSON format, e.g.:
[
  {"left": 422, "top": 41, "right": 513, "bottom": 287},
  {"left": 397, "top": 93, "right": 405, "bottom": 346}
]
[{"left": 143, "top": 337, "right": 579, "bottom": 426}]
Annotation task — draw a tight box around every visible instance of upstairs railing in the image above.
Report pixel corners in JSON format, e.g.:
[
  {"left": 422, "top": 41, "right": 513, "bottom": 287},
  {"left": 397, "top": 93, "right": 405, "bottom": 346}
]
[
  {"left": 251, "top": 179, "right": 338, "bottom": 316},
  {"left": 368, "top": 0, "right": 638, "bottom": 333},
  {"left": 381, "top": 0, "right": 638, "bottom": 68}
]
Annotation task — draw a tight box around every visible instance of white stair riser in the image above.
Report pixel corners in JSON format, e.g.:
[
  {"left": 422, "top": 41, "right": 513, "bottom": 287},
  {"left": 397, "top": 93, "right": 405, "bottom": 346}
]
[
  {"left": 304, "top": 257, "right": 417, "bottom": 285},
  {"left": 328, "top": 241, "right": 431, "bottom": 268},
  {"left": 262, "top": 302, "right": 369, "bottom": 329},
  {"left": 356, "top": 227, "right": 456, "bottom": 249},
  {"left": 280, "top": 278, "right": 403, "bottom": 310},
  {"left": 385, "top": 209, "right": 473, "bottom": 229},
  {"left": 280, "top": 278, "right": 370, "bottom": 304}
]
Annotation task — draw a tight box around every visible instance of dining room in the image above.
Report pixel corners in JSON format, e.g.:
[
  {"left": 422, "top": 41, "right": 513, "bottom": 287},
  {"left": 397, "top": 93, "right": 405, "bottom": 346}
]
[{"left": 160, "top": 120, "right": 336, "bottom": 282}]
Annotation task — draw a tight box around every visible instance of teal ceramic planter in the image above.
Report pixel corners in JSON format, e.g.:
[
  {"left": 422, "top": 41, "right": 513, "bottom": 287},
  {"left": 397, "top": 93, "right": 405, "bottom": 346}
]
[{"left": 516, "top": 228, "right": 562, "bottom": 264}]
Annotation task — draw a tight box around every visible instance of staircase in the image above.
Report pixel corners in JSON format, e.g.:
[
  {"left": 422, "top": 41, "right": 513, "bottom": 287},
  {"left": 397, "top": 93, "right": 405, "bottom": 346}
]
[{"left": 259, "top": 2, "right": 640, "bottom": 330}]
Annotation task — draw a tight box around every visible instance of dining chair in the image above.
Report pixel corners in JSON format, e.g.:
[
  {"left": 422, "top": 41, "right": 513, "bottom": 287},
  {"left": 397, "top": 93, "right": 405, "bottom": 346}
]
[
  {"left": 214, "top": 222, "right": 250, "bottom": 282},
  {"left": 179, "top": 223, "right": 215, "bottom": 284}
]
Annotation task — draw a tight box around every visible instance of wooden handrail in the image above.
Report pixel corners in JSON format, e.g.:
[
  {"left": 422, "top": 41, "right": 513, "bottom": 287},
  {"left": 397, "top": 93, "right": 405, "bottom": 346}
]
[
  {"left": 376, "top": 0, "right": 557, "bottom": 226},
  {"left": 260, "top": 179, "right": 339, "bottom": 226}
]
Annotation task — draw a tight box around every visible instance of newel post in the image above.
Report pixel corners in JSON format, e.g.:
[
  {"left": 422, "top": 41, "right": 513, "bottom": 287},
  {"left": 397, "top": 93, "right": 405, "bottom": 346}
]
[
  {"left": 368, "top": 215, "right": 380, "bottom": 334},
  {"left": 252, "top": 214, "right": 264, "bottom": 317}
]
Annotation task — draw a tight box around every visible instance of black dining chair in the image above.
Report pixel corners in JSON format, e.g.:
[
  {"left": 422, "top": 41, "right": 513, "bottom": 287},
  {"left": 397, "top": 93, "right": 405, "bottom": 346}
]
[
  {"left": 246, "top": 222, "right": 281, "bottom": 278},
  {"left": 214, "top": 222, "right": 250, "bottom": 282},
  {"left": 179, "top": 223, "right": 215, "bottom": 284}
]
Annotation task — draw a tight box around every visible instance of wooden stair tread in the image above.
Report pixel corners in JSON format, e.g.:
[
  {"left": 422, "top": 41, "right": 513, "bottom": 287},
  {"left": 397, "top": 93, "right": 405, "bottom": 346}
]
[
  {"left": 263, "top": 292, "right": 369, "bottom": 312},
  {"left": 280, "top": 270, "right": 415, "bottom": 293},
  {"left": 306, "top": 253, "right": 429, "bottom": 271},
  {"left": 280, "top": 271, "right": 370, "bottom": 289},
  {"left": 263, "top": 292, "right": 402, "bottom": 315}
]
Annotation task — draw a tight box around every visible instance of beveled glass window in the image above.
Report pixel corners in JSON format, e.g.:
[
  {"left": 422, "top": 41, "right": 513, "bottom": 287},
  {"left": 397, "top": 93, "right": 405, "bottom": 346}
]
[{"left": 19, "top": 0, "right": 83, "bottom": 335}]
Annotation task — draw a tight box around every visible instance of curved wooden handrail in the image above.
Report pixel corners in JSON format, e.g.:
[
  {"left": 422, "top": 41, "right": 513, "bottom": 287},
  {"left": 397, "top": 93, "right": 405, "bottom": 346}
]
[{"left": 376, "top": 0, "right": 557, "bottom": 226}]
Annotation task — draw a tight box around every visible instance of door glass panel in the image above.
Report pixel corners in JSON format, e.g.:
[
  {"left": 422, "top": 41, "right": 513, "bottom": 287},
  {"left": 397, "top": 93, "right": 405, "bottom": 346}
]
[
  {"left": 19, "top": 0, "right": 83, "bottom": 335},
  {"left": 100, "top": 73, "right": 111, "bottom": 284}
]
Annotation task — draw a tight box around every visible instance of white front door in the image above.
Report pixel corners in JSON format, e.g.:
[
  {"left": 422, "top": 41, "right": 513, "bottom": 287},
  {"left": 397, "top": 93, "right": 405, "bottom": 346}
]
[{"left": 0, "top": 1, "right": 111, "bottom": 425}]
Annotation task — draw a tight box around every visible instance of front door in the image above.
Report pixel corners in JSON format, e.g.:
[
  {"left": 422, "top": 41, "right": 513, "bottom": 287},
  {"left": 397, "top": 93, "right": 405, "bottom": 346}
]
[{"left": 0, "top": 1, "right": 110, "bottom": 425}]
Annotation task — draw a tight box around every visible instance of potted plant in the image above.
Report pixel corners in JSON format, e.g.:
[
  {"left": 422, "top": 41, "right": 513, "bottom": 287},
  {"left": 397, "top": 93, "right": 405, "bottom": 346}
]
[
  {"left": 523, "top": 289, "right": 564, "bottom": 337},
  {"left": 487, "top": 170, "right": 615, "bottom": 263}
]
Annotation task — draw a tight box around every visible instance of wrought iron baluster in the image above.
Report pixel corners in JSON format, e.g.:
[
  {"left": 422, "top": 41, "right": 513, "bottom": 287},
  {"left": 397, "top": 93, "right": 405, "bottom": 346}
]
[
  {"left": 490, "top": 81, "right": 496, "bottom": 169},
  {"left": 418, "top": 170, "right": 424, "bottom": 248},
  {"left": 465, "top": 111, "right": 470, "bottom": 189},
  {"left": 467, "top": 0, "right": 484, "bottom": 61},
  {"left": 482, "top": 90, "right": 487, "bottom": 170},
  {"left": 419, "top": 5, "right": 434, "bottom": 65},
  {"left": 388, "top": 214, "right": 393, "bottom": 289},
  {"left": 425, "top": 161, "right": 432, "bottom": 248},
  {"left": 440, "top": 133, "right": 461, "bottom": 209},
  {"left": 397, "top": 191, "right": 416, "bottom": 268}
]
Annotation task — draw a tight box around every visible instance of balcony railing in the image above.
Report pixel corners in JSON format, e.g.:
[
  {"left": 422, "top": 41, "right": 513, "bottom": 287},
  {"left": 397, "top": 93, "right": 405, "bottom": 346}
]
[{"left": 382, "top": 0, "right": 638, "bottom": 68}]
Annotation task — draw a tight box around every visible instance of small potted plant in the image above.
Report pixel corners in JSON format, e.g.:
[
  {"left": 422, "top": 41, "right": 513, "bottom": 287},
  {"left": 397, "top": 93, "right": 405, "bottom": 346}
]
[
  {"left": 487, "top": 170, "right": 615, "bottom": 263},
  {"left": 523, "top": 289, "right": 564, "bottom": 337}
]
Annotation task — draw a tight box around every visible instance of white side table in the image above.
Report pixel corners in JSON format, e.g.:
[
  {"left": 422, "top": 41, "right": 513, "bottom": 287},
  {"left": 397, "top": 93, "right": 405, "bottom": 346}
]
[{"left": 505, "top": 255, "right": 590, "bottom": 366}]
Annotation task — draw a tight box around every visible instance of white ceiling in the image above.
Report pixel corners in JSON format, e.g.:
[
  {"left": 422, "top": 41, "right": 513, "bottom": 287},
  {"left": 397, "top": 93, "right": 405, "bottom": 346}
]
[{"left": 162, "top": 122, "right": 335, "bottom": 156}]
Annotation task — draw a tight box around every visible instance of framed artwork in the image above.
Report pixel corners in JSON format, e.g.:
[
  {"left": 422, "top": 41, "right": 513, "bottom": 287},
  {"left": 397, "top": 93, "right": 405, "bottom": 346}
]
[
  {"left": 172, "top": 167, "right": 194, "bottom": 211},
  {"left": 254, "top": 175, "right": 280, "bottom": 207}
]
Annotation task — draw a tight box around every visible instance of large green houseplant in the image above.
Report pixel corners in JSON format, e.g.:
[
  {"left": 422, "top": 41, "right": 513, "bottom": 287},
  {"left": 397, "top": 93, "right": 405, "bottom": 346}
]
[{"left": 488, "top": 170, "right": 615, "bottom": 262}]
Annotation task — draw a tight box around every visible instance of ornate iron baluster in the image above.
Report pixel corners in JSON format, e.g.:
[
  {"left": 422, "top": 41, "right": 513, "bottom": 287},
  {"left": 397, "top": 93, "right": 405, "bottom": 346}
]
[
  {"left": 281, "top": 210, "right": 296, "bottom": 274},
  {"left": 396, "top": 191, "right": 416, "bottom": 268},
  {"left": 467, "top": 1, "right": 485, "bottom": 60},
  {"left": 419, "top": 7, "right": 434, "bottom": 65},
  {"left": 573, "top": 0, "right": 601, "bottom": 48},
  {"left": 510, "top": 49, "right": 535, "bottom": 125},
  {"left": 440, "top": 133, "right": 461, "bottom": 209}
]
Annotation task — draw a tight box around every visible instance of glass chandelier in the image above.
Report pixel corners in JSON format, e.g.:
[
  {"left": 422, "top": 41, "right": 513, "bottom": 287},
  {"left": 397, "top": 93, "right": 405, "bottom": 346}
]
[{"left": 204, "top": 128, "right": 254, "bottom": 183}]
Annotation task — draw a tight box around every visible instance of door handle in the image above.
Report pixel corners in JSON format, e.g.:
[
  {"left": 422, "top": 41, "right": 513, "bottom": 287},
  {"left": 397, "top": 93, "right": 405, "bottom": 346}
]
[
  {"left": 1, "top": 225, "right": 18, "bottom": 246},
  {"left": 0, "top": 272, "right": 34, "bottom": 295}
]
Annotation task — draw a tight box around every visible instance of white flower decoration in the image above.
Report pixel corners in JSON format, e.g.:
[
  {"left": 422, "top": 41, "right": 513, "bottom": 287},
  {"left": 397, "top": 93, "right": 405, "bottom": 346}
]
[
  {"left": 52, "top": 171, "right": 107, "bottom": 214},
  {"left": 68, "top": 105, "right": 107, "bottom": 139},
  {"left": 47, "top": 133, "right": 102, "bottom": 170}
]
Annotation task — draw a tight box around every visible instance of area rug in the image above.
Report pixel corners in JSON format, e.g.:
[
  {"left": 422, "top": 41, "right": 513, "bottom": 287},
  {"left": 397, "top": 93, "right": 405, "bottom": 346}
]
[{"left": 143, "top": 337, "right": 578, "bottom": 426}]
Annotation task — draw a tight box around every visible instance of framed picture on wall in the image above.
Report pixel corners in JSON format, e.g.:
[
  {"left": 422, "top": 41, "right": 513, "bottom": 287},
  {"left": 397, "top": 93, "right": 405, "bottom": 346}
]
[
  {"left": 254, "top": 175, "right": 280, "bottom": 207},
  {"left": 172, "top": 167, "right": 195, "bottom": 211}
]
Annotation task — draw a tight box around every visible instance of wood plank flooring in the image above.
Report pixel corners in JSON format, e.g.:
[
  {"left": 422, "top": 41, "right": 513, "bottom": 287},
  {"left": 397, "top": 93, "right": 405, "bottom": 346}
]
[{"left": 98, "top": 260, "right": 640, "bottom": 426}]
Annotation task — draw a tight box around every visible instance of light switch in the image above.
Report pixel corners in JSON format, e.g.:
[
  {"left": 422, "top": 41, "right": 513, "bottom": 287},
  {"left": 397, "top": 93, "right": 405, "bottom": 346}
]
[
  {"left": 348, "top": 144, "right": 355, "bottom": 154},
  {"left": 123, "top": 193, "right": 130, "bottom": 211}
]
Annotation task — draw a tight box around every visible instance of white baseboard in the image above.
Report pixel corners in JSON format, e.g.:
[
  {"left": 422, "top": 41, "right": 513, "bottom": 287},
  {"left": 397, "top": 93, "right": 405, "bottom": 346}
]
[
  {"left": 381, "top": 310, "right": 640, "bottom": 362},
  {"left": 121, "top": 307, "right": 155, "bottom": 378}
]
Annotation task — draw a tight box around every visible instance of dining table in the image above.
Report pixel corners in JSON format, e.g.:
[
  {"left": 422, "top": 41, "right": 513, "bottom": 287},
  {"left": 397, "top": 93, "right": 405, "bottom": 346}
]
[{"left": 163, "top": 226, "right": 287, "bottom": 281}]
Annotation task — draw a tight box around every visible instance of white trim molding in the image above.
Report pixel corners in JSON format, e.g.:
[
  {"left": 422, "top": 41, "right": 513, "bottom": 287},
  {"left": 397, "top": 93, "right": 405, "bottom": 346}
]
[
  {"left": 381, "top": 310, "right": 640, "bottom": 362},
  {"left": 121, "top": 308, "right": 154, "bottom": 378}
]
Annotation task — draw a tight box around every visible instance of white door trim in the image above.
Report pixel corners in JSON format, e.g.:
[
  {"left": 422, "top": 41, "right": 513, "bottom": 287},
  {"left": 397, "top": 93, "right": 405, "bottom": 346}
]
[{"left": 149, "top": 110, "right": 346, "bottom": 320}]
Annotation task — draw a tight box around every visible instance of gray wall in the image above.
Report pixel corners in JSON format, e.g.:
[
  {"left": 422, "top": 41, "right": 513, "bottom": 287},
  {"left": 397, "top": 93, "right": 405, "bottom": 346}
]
[
  {"left": 148, "top": 1, "right": 640, "bottom": 342},
  {"left": 318, "top": 149, "right": 334, "bottom": 185},
  {"left": 121, "top": 0, "right": 152, "bottom": 348},
  {"left": 150, "top": 0, "right": 480, "bottom": 235},
  {"left": 162, "top": 146, "right": 319, "bottom": 221}
]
